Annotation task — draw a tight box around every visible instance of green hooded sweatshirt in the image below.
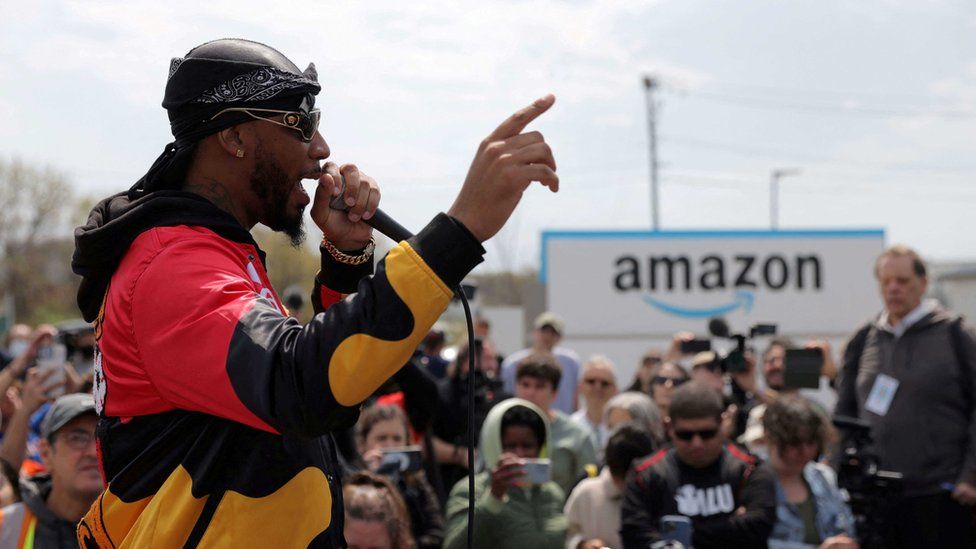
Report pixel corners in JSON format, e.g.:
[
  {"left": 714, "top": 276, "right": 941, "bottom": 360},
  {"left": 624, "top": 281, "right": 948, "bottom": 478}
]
[{"left": 443, "top": 398, "right": 568, "bottom": 549}]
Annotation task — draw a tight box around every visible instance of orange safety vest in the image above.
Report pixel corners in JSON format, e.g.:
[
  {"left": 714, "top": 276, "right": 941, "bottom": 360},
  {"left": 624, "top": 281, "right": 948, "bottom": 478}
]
[{"left": 0, "top": 504, "right": 39, "bottom": 548}]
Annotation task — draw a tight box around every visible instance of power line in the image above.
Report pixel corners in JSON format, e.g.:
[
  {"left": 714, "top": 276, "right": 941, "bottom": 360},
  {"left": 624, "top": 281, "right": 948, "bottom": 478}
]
[
  {"left": 665, "top": 86, "right": 975, "bottom": 120},
  {"left": 661, "top": 134, "right": 976, "bottom": 176},
  {"left": 703, "top": 79, "right": 953, "bottom": 104}
]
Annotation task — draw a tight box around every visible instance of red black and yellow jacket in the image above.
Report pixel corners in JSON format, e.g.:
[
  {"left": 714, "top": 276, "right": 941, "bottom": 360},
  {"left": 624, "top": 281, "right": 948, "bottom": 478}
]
[{"left": 71, "top": 191, "right": 483, "bottom": 547}]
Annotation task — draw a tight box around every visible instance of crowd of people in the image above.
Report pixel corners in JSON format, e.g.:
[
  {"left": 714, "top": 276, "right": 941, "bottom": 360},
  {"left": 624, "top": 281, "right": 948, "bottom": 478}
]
[
  {"left": 1, "top": 34, "right": 971, "bottom": 549},
  {"left": 0, "top": 240, "right": 973, "bottom": 548},
  {"left": 326, "top": 242, "right": 976, "bottom": 549}
]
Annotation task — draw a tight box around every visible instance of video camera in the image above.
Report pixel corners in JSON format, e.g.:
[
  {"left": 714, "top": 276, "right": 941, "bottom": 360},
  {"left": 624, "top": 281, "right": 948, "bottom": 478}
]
[
  {"left": 833, "top": 415, "right": 903, "bottom": 548},
  {"left": 52, "top": 319, "right": 95, "bottom": 357},
  {"left": 706, "top": 317, "right": 777, "bottom": 373}
]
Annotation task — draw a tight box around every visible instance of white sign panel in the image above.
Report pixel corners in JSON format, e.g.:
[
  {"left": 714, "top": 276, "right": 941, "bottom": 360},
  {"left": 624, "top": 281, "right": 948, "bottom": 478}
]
[{"left": 542, "top": 230, "right": 885, "bottom": 337}]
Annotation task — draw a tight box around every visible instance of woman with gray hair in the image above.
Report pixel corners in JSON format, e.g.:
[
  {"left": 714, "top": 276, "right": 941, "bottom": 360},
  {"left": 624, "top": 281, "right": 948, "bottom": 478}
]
[{"left": 602, "top": 391, "right": 665, "bottom": 447}]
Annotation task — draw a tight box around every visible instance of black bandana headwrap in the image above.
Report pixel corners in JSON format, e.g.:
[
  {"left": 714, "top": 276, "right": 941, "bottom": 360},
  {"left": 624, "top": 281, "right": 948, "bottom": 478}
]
[{"left": 131, "top": 38, "right": 321, "bottom": 197}]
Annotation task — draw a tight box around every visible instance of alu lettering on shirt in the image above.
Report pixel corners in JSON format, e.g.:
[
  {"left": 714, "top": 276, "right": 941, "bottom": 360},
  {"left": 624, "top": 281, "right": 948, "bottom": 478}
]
[{"left": 675, "top": 483, "right": 735, "bottom": 517}]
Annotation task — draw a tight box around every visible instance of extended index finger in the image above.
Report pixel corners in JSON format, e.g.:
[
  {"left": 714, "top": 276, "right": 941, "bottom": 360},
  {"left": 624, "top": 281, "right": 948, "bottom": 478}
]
[{"left": 488, "top": 94, "right": 555, "bottom": 140}]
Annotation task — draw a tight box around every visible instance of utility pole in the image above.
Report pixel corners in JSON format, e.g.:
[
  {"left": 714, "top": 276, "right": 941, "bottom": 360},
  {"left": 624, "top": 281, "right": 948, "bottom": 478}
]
[
  {"left": 643, "top": 75, "right": 660, "bottom": 231},
  {"left": 770, "top": 168, "right": 801, "bottom": 230}
]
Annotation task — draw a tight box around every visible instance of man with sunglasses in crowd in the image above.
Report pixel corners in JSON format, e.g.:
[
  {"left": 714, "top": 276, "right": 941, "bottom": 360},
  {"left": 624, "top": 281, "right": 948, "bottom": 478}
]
[
  {"left": 621, "top": 381, "right": 776, "bottom": 549},
  {"left": 71, "top": 38, "right": 558, "bottom": 547}
]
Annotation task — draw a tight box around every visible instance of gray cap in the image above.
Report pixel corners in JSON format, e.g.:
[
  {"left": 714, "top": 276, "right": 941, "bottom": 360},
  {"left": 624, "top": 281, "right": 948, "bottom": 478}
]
[{"left": 41, "top": 393, "right": 97, "bottom": 439}]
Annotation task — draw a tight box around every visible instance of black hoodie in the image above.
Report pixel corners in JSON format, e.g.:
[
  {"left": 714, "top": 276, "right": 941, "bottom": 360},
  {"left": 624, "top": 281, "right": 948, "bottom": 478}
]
[{"left": 72, "top": 190, "right": 253, "bottom": 322}]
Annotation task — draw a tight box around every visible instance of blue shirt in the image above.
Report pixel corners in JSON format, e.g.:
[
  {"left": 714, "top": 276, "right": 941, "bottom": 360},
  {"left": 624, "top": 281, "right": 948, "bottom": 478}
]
[
  {"left": 500, "top": 347, "right": 580, "bottom": 414},
  {"left": 769, "top": 462, "right": 856, "bottom": 547}
]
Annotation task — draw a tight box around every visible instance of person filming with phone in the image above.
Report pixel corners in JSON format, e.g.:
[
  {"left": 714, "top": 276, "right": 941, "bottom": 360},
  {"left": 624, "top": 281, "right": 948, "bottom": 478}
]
[
  {"left": 443, "top": 398, "right": 567, "bottom": 549},
  {"left": 355, "top": 404, "right": 443, "bottom": 549},
  {"left": 621, "top": 381, "right": 777, "bottom": 549}
]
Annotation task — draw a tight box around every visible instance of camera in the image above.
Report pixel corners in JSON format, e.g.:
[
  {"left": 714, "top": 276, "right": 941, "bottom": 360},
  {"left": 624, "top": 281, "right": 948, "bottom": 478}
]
[
  {"left": 833, "top": 415, "right": 903, "bottom": 548},
  {"left": 706, "top": 317, "right": 777, "bottom": 373}
]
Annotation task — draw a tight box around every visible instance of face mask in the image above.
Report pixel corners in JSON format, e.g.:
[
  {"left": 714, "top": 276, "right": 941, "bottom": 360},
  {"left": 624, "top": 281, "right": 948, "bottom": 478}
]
[
  {"left": 752, "top": 445, "right": 770, "bottom": 461},
  {"left": 7, "top": 340, "right": 28, "bottom": 358}
]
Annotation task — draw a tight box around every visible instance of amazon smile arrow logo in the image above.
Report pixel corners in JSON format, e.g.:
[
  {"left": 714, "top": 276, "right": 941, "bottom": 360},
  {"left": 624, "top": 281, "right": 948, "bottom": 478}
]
[{"left": 641, "top": 290, "right": 755, "bottom": 319}]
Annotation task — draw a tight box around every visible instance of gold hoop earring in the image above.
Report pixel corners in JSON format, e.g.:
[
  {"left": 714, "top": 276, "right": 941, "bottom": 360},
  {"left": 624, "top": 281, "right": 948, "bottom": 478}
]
[{"left": 236, "top": 149, "right": 245, "bottom": 158}]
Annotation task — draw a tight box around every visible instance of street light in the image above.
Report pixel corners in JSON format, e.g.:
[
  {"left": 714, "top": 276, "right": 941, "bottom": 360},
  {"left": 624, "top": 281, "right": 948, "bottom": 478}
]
[
  {"left": 770, "top": 168, "right": 801, "bottom": 230},
  {"left": 643, "top": 75, "right": 659, "bottom": 230}
]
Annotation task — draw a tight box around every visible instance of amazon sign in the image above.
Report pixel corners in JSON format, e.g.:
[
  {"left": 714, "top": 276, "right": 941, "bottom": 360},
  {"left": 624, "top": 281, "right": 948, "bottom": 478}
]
[{"left": 541, "top": 230, "right": 885, "bottom": 337}]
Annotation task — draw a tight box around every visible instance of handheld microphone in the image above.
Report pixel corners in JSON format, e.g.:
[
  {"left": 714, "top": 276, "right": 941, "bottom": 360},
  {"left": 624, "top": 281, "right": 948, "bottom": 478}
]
[{"left": 328, "top": 177, "right": 415, "bottom": 242}]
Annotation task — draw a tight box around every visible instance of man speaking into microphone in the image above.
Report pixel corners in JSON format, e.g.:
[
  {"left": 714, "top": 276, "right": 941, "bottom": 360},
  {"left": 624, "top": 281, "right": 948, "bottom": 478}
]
[{"left": 71, "top": 38, "right": 557, "bottom": 547}]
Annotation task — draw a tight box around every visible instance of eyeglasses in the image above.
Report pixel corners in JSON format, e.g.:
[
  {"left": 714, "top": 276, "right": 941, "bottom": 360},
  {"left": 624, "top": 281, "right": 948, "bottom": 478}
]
[
  {"left": 209, "top": 107, "right": 322, "bottom": 142},
  {"left": 57, "top": 430, "right": 96, "bottom": 450},
  {"left": 652, "top": 375, "right": 688, "bottom": 387},
  {"left": 673, "top": 428, "right": 719, "bottom": 441},
  {"left": 583, "top": 378, "right": 614, "bottom": 388}
]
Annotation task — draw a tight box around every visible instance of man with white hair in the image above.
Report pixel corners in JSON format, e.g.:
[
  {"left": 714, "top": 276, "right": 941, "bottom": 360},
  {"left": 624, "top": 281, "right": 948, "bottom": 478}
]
[
  {"left": 837, "top": 244, "right": 976, "bottom": 547},
  {"left": 571, "top": 356, "right": 618, "bottom": 454}
]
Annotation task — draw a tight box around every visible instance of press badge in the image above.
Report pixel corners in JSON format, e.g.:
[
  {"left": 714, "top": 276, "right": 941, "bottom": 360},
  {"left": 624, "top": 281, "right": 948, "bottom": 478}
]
[{"left": 865, "top": 374, "right": 899, "bottom": 416}]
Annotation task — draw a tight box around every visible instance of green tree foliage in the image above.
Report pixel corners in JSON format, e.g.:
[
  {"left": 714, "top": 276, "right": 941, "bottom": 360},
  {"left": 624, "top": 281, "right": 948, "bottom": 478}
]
[
  {"left": 0, "top": 157, "right": 85, "bottom": 326},
  {"left": 252, "top": 226, "right": 321, "bottom": 323}
]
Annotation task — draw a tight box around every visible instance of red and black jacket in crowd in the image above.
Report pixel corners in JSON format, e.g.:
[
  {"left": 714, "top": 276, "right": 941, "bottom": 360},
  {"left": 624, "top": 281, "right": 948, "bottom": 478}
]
[
  {"left": 70, "top": 191, "right": 483, "bottom": 547},
  {"left": 620, "top": 444, "right": 777, "bottom": 549}
]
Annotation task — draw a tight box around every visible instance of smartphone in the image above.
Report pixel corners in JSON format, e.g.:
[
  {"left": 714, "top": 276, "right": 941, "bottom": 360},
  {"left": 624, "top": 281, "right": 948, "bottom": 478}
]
[
  {"left": 783, "top": 348, "right": 824, "bottom": 389},
  {"left": 750, "top": 323, "right": 778, "bottom": 337},
  {"left": 680, "top": 338, "right": 711, "bottom": 354},
  {"left": 35, "top": 343, "right": 67, "bottom": 398},
  {"left": 379, "top": 446, "right": 423, "bottom": 474},
  {"left": 660, "top": 515, "right": 693, "bottom": 547},
  {"left": 522, "top": 458, "right": 551, "bottom": 484}
]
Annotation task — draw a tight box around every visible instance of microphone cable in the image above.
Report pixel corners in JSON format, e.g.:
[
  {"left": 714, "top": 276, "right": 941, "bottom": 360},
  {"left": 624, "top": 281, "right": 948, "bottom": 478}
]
[
  {"left": 458, "top": 286, "right": 477, "bottom": 549},
  {"left": 329, "top": 180, "right": 479, "bottom": 546}
]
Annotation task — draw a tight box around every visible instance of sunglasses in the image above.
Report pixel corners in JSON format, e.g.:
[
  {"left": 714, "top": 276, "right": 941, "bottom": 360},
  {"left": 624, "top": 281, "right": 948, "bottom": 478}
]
[
  {"left": 210, "top": 107, "right": 322, "bottom": 142},
  {"left": 583, "top": 378, "right": 614, "bottom": 388},
  {"left": 652, "top": 375, "right": 688, "bottom": 386},
  {"left": 673, "top": 428, "right": 719, "bottom": 441}
]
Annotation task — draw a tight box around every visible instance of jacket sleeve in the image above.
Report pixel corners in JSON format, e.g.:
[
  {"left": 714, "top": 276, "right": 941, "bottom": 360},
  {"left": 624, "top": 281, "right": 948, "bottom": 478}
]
[
  {"left": 443, "top": 476, "right": 500, "bottom": 549},
  {"left": 957, "top": 321, "right": 976, "bottom": 486},
  {"left": 564, "top": 484, "right": 585, "bottom": 549},
  {"left": 620, "top": 469, "right": 664, "bottom": 549},
  {"left": 393, "top": 358, "right": 440, "bottom": 431},
  {"left": 816, "top": 464, "right": 857, "bottom": 538},
  {"left": 692, "top": 462, "right": 777, "bottom": 549},
  {"left": 130, "top": 213, "right": 483, "bottom": 438},
  {"left": 408, "top": 471, "right": 445, "bottom": 549},
  {"left": 835, "top": 324, "right": 871, "bottom": 421}
]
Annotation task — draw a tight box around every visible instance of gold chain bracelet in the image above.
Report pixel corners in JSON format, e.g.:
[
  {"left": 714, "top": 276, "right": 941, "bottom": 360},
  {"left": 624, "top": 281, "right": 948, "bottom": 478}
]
[{"left": 321, "top": 237, "right": 375, "bottom": 265}]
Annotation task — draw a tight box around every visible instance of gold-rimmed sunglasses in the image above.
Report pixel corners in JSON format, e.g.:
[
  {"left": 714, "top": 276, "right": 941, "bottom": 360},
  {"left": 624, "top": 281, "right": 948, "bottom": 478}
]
[{"left": 210, "top": 107, "right": 321, "bottom": 142}]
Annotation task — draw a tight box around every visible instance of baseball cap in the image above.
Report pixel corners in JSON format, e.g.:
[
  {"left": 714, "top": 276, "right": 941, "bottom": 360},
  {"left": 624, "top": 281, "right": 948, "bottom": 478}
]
[
  {"left": 41, "top": 393, "right": 97, "bottom": 440},
  {"left": 533, "top": 312, "right": 565, "bottom": 335},
  {"left": 690, "top": 351, "right": 721, "bottom": 371}
]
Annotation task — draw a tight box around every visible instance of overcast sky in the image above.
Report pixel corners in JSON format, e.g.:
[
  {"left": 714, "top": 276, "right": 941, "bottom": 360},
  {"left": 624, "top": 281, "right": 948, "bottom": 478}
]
[{"left": 2, "top": 0, "right": 974, "bottom": 272}]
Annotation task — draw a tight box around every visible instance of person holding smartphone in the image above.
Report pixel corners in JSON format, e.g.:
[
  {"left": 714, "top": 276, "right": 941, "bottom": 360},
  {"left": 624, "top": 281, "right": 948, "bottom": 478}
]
[
  {"left": 356, "top": 404, "right": 443, "bottom": 549},
  {"left": 621, "top": 382, "right": 777, "bottom": 549},
  {"left": 443, "top": 398, "right": 566, "bottom": 549}
]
